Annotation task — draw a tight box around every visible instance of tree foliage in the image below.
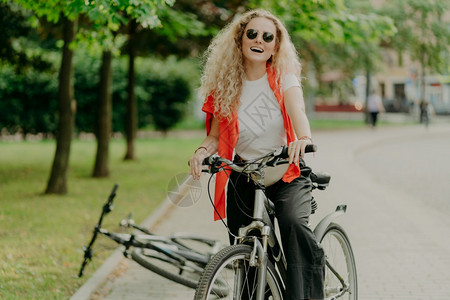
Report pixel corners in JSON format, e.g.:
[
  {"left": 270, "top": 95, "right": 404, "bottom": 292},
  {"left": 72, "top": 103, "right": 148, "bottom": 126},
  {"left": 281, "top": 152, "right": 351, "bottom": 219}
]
[
  {"left": 0, "top": 2, "right": 29, "bottom": 61},
  {"left": 250, "top": 0, "right": 395, "bottom": 71},
  {"left": 379, "top": 0, "right": 449, "bottom": 73},
  {"left": 248, "top": 0, "right": 396, "bottom": 106},
  {"left": 378, "top": 0, "right": 450, "bottom": 100}
]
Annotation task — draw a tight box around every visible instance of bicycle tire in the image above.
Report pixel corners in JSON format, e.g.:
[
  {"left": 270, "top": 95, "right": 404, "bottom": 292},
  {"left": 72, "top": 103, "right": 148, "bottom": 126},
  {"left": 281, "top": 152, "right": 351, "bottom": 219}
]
[
  {"left": 194, "top": 244, "right": 284, "bottom": 300},
  {"left": 131, "top": 247, "right": 202, "bottom": 288},
  {"left": 131, "top": 247, "right": 228, "bottom": 295},
  {"left": 320, "top": 223, "right": 358, "bottom": 300},
  {"left": 170, "top": 234, "right": 223, "bottom": 260}
]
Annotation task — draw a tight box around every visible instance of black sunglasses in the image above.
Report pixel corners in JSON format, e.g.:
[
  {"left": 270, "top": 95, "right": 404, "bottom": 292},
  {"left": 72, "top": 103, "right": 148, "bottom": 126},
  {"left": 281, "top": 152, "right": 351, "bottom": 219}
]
[{"left": 246, "top": 29, "right": 275, "bottom": 43}]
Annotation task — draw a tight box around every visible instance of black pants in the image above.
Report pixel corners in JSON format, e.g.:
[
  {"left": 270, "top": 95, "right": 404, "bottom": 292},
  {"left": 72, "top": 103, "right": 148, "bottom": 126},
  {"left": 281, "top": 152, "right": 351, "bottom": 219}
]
[
  {"left": 226, "top": 160, "right": 325, "bottom": 300},
  {"left": 370, "top": 111, "right": 379, "bottom": 126}
]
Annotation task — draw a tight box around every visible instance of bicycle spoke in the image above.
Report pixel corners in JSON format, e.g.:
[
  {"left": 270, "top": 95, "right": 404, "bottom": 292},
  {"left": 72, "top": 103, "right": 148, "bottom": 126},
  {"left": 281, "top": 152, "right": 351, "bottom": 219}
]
[{"left": 194, "top": 245, "right": 283, "bottom": 300}]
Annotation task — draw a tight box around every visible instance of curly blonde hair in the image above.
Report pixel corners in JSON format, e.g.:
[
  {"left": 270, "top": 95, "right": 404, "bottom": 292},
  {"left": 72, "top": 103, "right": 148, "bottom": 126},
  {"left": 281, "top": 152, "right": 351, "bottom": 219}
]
[{"left": 200, "top": 9, "right": 302, "bottom": 120}]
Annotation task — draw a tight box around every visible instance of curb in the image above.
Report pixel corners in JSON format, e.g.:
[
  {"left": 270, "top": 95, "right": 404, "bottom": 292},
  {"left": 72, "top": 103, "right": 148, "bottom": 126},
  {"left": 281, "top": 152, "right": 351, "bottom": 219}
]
[{"left": 70, "top": 196, "right": 176, "bottom": 300}]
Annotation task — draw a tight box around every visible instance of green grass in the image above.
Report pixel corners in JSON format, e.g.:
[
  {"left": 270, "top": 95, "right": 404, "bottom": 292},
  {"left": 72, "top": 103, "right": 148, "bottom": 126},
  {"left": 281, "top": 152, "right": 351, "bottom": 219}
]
[
  {"left": 310, "top": 118, "right": 365, "bottom": 130},
  {"left": 0, "top": 137, "right": 203, "bottom": 299},
  {"left": 310, "top": 118, "right": 402, "bottom": 130}
]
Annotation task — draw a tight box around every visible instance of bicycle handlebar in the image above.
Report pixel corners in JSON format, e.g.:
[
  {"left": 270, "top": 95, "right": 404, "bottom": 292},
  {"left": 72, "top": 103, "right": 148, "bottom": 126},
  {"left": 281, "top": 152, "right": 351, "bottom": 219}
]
[
  {"left": 202, "top": 144, "right": 317, "bottom": 174},
  {"left": 78, "top": 183, "right": 119, "bottom": 277},
  {"left": 279, "top": 144, "right": 317, "bottom": 158}
]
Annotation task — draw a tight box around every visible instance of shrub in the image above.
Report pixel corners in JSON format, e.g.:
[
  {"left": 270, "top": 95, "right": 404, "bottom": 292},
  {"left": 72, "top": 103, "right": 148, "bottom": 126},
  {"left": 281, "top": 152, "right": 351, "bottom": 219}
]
[
  {"left": 143, "top": 75, "right": 191, "bottom": 133},
  {"left": 0, "top": 54, "right": 198, "bottom": 136},
  {"left": 0, "top": 65, "right": 58, "bottom": 136}
]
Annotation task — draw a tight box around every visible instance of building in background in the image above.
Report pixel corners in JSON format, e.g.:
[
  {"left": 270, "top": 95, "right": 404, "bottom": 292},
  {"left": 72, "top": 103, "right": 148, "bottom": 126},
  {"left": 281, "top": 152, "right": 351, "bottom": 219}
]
[
  {"left": 319, "top": 0, "right": 449, "bottom": 115},
  {"left": 369, "top": 0, "right": 450, "bottom": 115}
]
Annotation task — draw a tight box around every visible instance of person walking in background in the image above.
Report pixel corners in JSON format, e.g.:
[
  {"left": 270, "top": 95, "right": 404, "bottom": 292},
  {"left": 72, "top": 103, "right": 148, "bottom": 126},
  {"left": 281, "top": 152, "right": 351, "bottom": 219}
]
[
  {"left": 189, "top": 9, "right": 325, "bottom": 300},
  {"left": 367, "top": 88, "right": 385, "bottom": 127},
  {"left": 419, "top": 99, "right": 434, "bottom": 128}
]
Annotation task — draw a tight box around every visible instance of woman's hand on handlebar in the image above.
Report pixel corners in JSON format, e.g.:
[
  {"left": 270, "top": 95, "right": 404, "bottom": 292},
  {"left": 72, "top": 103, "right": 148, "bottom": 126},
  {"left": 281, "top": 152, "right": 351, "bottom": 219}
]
[
  {"left": 189, "top": 147, "right": 209, "bottom": 180},
  {"left": 288, "top": 137, "right": 313, "bottom": 165},
  {"left": 190, "top": 119, "right": 219, "bottom": 179}
]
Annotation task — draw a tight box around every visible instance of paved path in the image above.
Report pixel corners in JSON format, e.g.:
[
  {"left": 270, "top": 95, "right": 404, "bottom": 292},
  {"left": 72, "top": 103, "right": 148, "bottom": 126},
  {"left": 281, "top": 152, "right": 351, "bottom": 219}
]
[
  {"left": 309, "top": 124, "right": 450, "bottom": 300},
  {"left": 72, "top": 122, "right": 450, "bottom": 300}
]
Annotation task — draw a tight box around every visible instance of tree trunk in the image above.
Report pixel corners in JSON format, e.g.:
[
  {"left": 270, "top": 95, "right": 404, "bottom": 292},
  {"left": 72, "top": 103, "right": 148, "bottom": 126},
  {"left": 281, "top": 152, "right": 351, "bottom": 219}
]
[
  {"left": 92, "top": 50, "right": 112, "bottom": 177},
  {"left": 45, "top": 16, "right": 77, "bottom": 194},
  {"left": 364, "top": 68, "right": 371, "bottom": 124},
  {"left": 124, "top": 19, "right": 137, "bottom": 160},
  {"left": 420, "top": 47, "right": 426, "bottom": 101}
]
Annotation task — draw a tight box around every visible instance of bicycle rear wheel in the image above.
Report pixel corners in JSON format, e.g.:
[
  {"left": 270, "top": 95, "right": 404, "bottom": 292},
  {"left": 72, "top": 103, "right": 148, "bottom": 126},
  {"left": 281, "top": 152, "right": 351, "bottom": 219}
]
[
  {"left": 320, "top": 223, "right": 357, "bottom": 300},
  {"left": 194, "top": 244, "right": 284, "bottom": 300}
]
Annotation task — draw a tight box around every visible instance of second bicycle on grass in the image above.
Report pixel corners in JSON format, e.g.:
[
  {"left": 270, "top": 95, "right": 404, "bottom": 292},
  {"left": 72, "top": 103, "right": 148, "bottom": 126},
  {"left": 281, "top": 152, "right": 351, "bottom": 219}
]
[{"left": 77, "top": 184, "right": 226, "bottom": 292}]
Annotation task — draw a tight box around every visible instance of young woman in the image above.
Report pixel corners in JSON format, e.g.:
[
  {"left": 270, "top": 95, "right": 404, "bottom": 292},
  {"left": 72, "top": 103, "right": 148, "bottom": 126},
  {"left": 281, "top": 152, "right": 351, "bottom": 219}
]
[{"left": 189, "top": 9, "right": 324, "bottom": 299}]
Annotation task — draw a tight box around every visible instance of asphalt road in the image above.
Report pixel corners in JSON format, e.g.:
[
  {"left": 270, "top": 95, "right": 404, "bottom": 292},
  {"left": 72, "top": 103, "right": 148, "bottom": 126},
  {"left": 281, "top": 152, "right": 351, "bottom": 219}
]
[{"left": 72, "top": 122, "right": 450, "bottom": 300}]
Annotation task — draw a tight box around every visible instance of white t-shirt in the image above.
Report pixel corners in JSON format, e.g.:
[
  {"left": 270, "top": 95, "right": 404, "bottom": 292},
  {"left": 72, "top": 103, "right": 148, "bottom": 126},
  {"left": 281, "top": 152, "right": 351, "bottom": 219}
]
[{"left": 236, "top": 73, "right": 300, "bottom": 161}]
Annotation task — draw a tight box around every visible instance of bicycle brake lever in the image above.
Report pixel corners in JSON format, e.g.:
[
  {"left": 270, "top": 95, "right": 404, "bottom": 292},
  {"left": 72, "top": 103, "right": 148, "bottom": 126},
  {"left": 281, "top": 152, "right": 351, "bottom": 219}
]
[
  {"left": 119, "top": 213, "right": 134, "bottom": 227},
  {"left": 266, "top": 157, "right": 280, "bottom": 167},
  {"left": 273, "top": 146, "right": 284, "bottom": 156},
  {"left": 205, "top": 154, "right": 221, "bottom": 173}
]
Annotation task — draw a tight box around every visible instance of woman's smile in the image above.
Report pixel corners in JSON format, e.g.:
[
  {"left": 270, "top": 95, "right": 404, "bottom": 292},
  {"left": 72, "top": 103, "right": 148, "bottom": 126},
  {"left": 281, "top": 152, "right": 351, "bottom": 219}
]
[
  {"left": 242, "top": 17, "right": 276, "bottom": 65},
  {"left": 250, "top": 46, "right": 264, "bottom": 53}
]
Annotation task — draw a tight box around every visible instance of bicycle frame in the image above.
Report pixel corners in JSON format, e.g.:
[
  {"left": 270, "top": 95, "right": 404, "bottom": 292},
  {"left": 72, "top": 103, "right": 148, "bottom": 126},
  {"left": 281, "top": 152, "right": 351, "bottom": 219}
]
[{"left": 230, "top": 161, "right": 288, "bottom": 299}]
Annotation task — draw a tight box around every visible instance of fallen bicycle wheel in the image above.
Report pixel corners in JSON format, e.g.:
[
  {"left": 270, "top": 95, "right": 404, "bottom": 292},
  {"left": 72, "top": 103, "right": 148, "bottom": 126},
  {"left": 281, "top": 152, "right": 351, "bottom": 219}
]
[{"left": 131, "top": 247, "right": 228, "bottom": 295}]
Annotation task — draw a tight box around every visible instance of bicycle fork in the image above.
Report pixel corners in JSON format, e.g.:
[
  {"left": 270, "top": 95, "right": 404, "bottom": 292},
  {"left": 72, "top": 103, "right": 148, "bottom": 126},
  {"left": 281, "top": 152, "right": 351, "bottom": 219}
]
[
  {"left": 233, "top": 234, "right": 269, "bottom": 300},
  {"left": 253, "top": 226, "right": 270, "bottom": 299},
  {"left": 233, "top": 188, "right": 275, "bottom": 299}
]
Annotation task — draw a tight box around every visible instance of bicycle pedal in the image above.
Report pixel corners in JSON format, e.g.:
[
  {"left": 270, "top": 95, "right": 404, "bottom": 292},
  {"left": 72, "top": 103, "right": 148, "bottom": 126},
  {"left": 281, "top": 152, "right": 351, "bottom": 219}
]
[{"left": 311, "top": 198, "right": 318, "bottom": 214}]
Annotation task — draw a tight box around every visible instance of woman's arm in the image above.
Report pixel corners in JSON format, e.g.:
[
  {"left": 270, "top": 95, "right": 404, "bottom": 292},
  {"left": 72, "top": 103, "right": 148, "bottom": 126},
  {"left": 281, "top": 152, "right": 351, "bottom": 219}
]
[
  {"left": 189, "top": 116, "right": 219, "bottom": 180},
  {"left": 284, "top": 86, "right": 313, "bottom": 165}
]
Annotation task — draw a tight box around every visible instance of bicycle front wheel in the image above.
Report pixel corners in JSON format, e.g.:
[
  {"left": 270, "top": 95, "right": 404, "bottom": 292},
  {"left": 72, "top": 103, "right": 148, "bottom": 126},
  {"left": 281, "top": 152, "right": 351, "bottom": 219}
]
[
  {"left": 320, "top": 223, "right": 357, "bottom": 300},
  {"left": 194, "top": 244, "right": 284, "bottom": 300}
]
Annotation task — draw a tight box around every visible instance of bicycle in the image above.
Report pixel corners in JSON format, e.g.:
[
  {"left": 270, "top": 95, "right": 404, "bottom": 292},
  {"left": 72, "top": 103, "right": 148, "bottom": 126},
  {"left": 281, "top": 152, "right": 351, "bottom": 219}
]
[
  {"left": 194, "top": 145, "right": 357, "bottom": 299},
  {"left": 77, "top": 184, "right": 227, "bottom": 293}
]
